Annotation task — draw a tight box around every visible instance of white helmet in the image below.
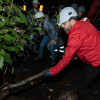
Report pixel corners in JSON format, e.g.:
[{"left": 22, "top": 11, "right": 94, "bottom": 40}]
[
  {"left": 32, "top": 0, "right": 39, "bottom": 3},
  {"left": 34, "top": 11, "right": 45, "bottom": 19},
  {"left": 58, "top": 7, "right": 77, "bottom": 25}
]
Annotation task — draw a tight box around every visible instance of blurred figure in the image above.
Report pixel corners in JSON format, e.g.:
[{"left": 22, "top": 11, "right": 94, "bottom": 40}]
[
  {"left": 77, "top": 6, "right": 90, "bottom": 22},
  {"left": 27, "top": 0, "right": 40, "bottom": 18},
  {"left": 34, "top": 11, "right": 58, "bottom": 65},
  {"left": 52, "top": 5, "right": 65, "bottom": 58},
  {"left": 27, "top": 0, "right": 40, "bottom": 53},
  {"left": 52, "top": 5, "right": 64, "bottom": 24},
  {"left": 71, "top": 3, "right": 78, "bottom": 11},
  {"left": 58, "top": 5, "right": 64, "bottom": 16},
  {"left": 49, "top": 6, "right": 56, "bottom": 19}
]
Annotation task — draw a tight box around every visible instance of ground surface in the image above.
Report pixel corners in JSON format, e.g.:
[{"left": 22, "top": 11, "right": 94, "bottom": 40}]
[{"left": 1, "top": 47, "right": 100, "bottom": 100}]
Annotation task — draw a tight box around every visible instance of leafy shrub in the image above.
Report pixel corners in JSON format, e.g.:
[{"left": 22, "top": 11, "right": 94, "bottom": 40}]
[{"left": 0, "top": 0, "right": 39, "bottom": 74}]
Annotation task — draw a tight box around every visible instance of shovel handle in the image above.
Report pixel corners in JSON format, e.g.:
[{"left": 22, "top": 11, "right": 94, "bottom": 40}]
[
  {"left": 1, "top": 68, "right": 50, "bottom": 90},
  {"left": 0, "top": 90, "right": 9, "bottom": 100},
  {"left": 0, "top": 68, "right": 51, "bottom": 100}
]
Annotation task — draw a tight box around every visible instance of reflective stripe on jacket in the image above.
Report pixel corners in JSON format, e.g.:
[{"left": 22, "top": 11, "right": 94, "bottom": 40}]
[
  {"left": 50, "top": 21, "right": 100, "bottom": 76},
  {"left": 80, "top": 17, "right": 90, "bottom": 22}
]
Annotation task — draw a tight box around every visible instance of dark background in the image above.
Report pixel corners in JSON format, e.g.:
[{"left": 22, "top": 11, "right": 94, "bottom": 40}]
[{"left": 14, "top": 0, "right": 95, "bottom": 13}]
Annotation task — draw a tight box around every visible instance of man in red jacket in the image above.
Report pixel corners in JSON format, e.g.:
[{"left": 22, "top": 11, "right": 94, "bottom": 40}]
[{"left": 44, "top": 7, "right": 100, "bottom": 100}]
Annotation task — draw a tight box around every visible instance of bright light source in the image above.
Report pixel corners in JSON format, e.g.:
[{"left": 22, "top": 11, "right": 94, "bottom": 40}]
[
  {"left": 39, "top": 5, "right": 43, "bottom": 11},
  {"left": 23, "top": 5, "right": 26, "bottom": 11}
]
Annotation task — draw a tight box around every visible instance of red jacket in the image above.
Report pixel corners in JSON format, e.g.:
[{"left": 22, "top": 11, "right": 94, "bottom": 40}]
[{"left": 50, "top": 21, "right": 100, "bottom": 76}]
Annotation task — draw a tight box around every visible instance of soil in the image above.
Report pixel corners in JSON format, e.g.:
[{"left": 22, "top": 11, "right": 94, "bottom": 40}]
[{"left": 1, "top": 42, "right": 100, "bottom": 100}]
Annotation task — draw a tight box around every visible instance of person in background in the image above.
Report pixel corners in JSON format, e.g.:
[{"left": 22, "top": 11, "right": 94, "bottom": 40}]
[
  {"left": 34, "top": 11, "right": 58, "bottom": 66},
  {"left": 52, "top": 5, "right": 64, "bottom": 24},
  {"left": 77, "top": 6, "right": 90, "bottom": 22},
  {"left": 43, "top": 7, "right": 100, "bottom": 100},
  {"left": 27, "top": 0, "right": 40, "bottom": 23},
  {"left": 71, "top": 3, "right": 78, "bottom": 11},
  {"left": 52, "top": 5, "right": 65, "bottom": 58},
  {"left": 27, "top": 0, "right": 40, "bottom": 53}
]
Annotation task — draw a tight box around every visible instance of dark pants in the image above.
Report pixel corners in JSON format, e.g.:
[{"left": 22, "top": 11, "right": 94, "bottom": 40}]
[{"left": 77, "top": 64, "right": 100, "bottom": 100}]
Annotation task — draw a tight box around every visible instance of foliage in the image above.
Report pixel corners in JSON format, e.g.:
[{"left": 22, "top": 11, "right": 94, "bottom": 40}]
[{"left": 0, "top": 0, "right": 41, "bottom": 74}]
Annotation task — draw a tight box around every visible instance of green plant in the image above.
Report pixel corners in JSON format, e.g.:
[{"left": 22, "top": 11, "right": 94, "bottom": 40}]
[{"left": 0, "top": 0, "right": 41, "bottom": 77}]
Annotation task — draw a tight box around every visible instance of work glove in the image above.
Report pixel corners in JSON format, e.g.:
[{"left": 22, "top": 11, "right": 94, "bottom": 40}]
[
  {"left": 43, "top": 70, "right": 52, "bottom": 76},
  {"left": 43, "top": 68, "right": 52, "bottom": 76}
]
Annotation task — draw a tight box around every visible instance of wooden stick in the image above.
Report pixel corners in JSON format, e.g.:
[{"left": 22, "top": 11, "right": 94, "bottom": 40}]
[
  {"left": 0, "top": 82, "right": 8, "bottom": 90},
  {"left": 0, "top": 68, "right": 50, "bottom": 100},
  {"left": 0, "top": 90, "right": 9, "bottom": 100},
  {"left": 0, "top": 68, "right": 50, "bottom": 91}
]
